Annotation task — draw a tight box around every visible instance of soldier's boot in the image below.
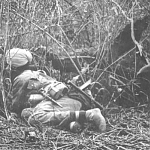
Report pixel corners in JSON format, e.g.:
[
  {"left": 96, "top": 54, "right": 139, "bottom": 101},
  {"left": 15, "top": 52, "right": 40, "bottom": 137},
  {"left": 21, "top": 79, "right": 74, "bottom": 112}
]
[
  {"left": 85, "top": 108, "right": 106, "bottom": 132},
  {"left": 72, "top": 108, "right": 106, "bottom": 132}
]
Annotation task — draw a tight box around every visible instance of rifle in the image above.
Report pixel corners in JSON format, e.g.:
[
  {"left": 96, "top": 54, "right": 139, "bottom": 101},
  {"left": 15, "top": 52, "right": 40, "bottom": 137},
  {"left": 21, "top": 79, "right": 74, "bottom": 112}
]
[{"left": 67, "top": 80, "right": 104, "bottom": 110}]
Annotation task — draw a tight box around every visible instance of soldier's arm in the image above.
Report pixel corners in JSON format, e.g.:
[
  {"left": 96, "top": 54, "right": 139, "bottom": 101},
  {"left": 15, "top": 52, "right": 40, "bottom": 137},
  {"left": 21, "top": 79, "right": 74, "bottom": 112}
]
[{"left": 11, "top": 77, "right": 29, "bottom": 115}]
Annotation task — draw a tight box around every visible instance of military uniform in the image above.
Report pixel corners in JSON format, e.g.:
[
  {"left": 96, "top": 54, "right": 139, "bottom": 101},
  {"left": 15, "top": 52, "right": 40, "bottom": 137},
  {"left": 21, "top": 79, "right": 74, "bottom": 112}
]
[{"left": 6, "top": 48, "right": 106, "bottom": 132}]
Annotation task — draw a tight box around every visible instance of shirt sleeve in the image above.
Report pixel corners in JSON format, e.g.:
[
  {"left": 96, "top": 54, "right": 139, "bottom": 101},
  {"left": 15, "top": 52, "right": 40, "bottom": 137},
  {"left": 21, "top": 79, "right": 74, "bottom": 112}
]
[{"left": 11, "top": 75, "right": 30, "bottom": 115}]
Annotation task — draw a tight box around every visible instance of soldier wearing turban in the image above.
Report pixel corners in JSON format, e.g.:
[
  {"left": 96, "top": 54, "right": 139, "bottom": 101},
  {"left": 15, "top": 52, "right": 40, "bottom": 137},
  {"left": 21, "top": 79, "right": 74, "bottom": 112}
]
[
  {"left": 6, "top": 48, "right": 106, "bottom": 133},
  {"left": 6, "top": 48, "right": 33, "bottom": 68}
]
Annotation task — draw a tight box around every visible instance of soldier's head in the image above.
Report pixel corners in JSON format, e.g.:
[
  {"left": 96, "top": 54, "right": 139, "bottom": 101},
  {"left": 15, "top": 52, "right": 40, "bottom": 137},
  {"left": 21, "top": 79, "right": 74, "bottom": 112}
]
[{"left": 6, "top": 48, "right": 33, "bottom": 69}]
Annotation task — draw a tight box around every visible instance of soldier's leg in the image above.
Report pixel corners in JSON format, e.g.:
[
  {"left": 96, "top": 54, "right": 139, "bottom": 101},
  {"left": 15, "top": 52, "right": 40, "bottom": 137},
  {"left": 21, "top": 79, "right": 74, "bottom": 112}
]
[
  {"left": 28, "top": 108, "right": 106, "bottom": 132},
  {"left": 28, "top": 97, "right": 82, "bottom": 127},
  {"left": 22, "top": 96, "right": 106, "bottom": 132}
]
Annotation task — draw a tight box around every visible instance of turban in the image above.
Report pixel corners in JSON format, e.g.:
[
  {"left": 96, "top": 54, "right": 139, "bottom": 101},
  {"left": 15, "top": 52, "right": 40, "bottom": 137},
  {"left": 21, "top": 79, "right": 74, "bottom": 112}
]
[{"left": 6, "top": 48, "right": 33, "bottom": 68}]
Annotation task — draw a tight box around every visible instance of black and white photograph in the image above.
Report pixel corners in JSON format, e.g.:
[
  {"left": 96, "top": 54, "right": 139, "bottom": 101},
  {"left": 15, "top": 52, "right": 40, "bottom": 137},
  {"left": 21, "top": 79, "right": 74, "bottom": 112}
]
[{"left": 0, "top": 0, "right": 150, "bottom": 149}]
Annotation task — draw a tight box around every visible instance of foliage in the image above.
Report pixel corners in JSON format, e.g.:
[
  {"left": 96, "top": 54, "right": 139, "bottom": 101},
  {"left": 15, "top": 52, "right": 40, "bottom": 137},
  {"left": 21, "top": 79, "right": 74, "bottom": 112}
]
[{"left": 0, "top": 0, "right": 150, "bottom": 149}]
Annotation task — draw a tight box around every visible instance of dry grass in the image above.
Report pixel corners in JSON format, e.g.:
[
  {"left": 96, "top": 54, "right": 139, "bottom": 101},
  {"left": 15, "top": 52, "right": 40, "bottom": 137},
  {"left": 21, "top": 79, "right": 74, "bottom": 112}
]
[
  {"left": 0, "top": 107, "right": 150, "bottom": 150},
  {"left": 0, "top": 0, "right": 150, "bottom": 149}
]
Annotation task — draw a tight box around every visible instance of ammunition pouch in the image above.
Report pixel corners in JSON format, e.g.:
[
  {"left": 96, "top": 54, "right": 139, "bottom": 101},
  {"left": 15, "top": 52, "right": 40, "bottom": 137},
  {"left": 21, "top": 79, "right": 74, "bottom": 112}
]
[
  {"left": 44, "top": 81, "right": 68, "bottom": 100},
  {"left": 27, "top": 73, "right": 68, "bottom": 101},
  {"left": 28, "top": 94, "right": 45, "bottom": 107}
]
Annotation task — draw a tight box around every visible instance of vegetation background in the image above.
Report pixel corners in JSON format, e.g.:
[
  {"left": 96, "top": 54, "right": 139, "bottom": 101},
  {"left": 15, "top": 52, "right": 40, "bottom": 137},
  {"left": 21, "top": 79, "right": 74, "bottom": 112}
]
[{"left": 0, "top": 0, "right": 150, "bottom": 149}]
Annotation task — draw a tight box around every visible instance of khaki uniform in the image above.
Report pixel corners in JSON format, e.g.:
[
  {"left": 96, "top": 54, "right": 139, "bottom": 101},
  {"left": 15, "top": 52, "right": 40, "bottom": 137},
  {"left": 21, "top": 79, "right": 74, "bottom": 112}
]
[
  {"left": 12, "top": 70, "right": 82, "bottom": 127},
  {"left": 8, "top": 48, "right": 106, "bottom": 132},
  {"left": 22, "top": 97, "right": 82, "bottom": 127}
]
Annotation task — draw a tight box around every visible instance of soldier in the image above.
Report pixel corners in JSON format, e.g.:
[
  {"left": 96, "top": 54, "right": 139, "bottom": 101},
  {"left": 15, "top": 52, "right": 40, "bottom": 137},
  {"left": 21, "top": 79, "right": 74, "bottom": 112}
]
[{"left": 6, "top": 48, "right": 106, "bottom": 133}]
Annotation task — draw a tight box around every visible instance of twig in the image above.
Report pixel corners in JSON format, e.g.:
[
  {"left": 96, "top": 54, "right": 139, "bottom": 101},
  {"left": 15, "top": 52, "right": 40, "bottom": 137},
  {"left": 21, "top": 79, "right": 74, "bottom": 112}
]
[
  {"left": 1, "top": 0, "right": 10, "bottom": 120},
  {"left": 0, "top": 29, "right": 40, "bottom": 39},
  {"left": 96, "top": 46, "right": 136, "bottom": 82},
  {"left": 130, "top": 2, "right": 143, "bottom": 58},
  {"left": 58, "top": 25, "right": 85, "bottom": 82},
  {"left": 12, "top": 10, "right": 85, "bottom": 82},
  {"left": 112, "top": 0, "right": 149, "bottom": 63},
  {"left": 111, "top": 0, "right": 131, "bottom": 20},
  {"left": 93, "top": 34, "right": 110, "bottom": 78}
]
